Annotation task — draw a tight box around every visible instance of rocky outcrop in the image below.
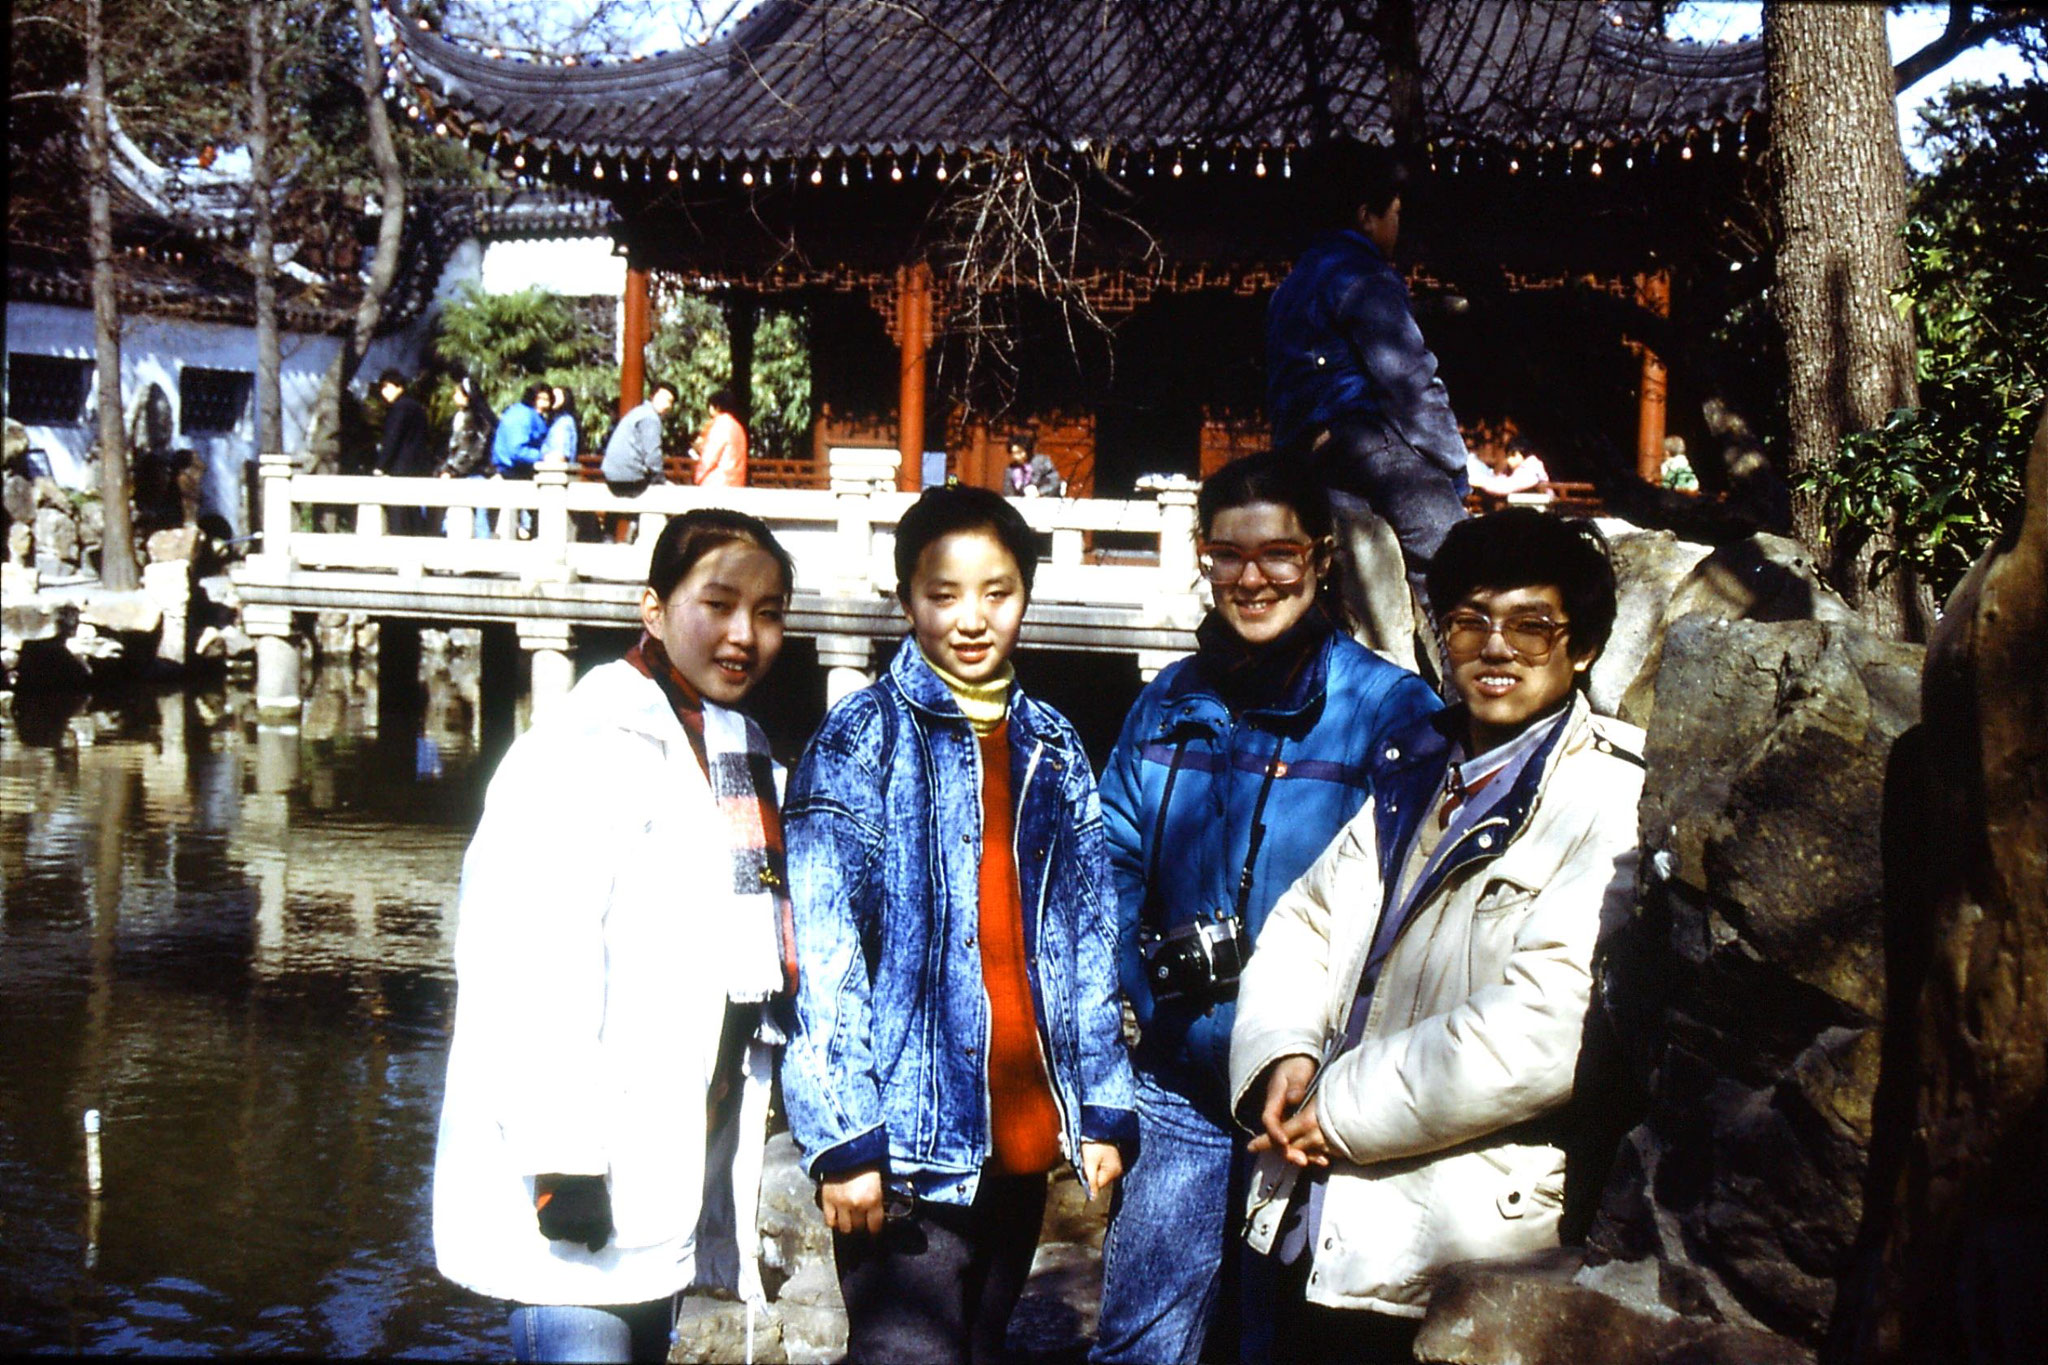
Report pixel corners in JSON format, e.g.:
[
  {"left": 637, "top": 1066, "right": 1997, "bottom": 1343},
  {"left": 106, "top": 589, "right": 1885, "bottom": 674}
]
[
  {"left": 1830, "top": 415, "right": 2048, "bottom": 1365},
  {"left": 1591, "top": 527, "right": 1860, "bottom": 728},
  {"left": 1416, "top": 1252, "right": 1813, "bottom": 1365},
  {"left": 1577, "top": 615, "right": 1922, "bottom": 1346}
]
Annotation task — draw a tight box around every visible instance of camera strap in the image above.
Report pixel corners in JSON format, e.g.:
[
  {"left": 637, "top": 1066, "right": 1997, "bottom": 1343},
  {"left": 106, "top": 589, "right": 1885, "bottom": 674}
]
[
  {"left": 1142, "top": 738, "right": 1192, "bottom": 906},
  {"left": 1230, "top": 735, "right": 1287, "bottom": 926}
]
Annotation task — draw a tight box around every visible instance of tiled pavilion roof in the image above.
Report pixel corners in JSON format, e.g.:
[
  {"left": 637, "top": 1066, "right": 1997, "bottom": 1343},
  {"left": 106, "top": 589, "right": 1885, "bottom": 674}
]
[{"left": 392, "top": 0, "right": 1765, "bottom": 176}]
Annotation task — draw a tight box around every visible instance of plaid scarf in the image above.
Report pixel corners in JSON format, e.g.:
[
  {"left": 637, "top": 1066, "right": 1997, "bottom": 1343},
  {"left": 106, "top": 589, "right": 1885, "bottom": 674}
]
[{"left": 626, "top": 632, "right": 798, "bottom": 1002}]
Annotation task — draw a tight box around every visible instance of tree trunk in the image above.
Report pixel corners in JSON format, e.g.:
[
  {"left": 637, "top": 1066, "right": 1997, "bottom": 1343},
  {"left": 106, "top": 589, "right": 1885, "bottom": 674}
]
[
  {"left": 247, "top": 0, "right": 282, "bottom": 534},
  {"left": 298, "top": 0, "right": 407, "bottom": 474},
  {"left": 1765, "top": 2, "right": 1924, "bottom": 639},
  {"left": 84, "top": 0, "right": 138, "bottom": 590}
]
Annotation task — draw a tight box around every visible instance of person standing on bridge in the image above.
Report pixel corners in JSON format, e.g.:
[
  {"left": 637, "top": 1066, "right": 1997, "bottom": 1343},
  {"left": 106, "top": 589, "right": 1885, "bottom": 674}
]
[
  {"left": 492, "top": 382, "right": 553, "bottom": 539},
  {"left": 372, "top": 369, "right": 434, "bottom": 535},
  {"left": 433, "top": 509, "right": 800, "bottom": 1363},
  {"left": 1092, "top": 453, "right": 1439, "bottom": 1365},
  {"left": 692, "top": 386, "right": 749, "bottom": 488}
]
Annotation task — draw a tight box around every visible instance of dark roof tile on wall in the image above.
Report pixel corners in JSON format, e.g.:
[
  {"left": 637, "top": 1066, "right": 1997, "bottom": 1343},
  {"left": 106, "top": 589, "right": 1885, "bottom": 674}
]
[{"left": 394, "top": 0, "right": 1764, "bottom": 167}]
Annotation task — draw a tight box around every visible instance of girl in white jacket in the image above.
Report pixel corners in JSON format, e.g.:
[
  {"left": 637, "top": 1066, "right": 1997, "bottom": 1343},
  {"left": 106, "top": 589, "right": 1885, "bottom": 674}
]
[{"left": 433, "top": 509, "right": 798, "bottom": 1363}]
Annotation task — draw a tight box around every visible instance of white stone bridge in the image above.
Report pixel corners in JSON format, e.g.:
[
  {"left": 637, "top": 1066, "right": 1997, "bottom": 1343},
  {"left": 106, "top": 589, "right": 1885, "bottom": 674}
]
[{"left": 232, "top": 453, "right": 1206, "bottom": 722}]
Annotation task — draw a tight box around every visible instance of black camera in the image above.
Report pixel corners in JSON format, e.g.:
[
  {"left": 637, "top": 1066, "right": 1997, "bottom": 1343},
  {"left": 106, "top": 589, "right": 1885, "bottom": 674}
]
[{"left": 1142, "top": 911, "right": 1248, "bottom": 1004}]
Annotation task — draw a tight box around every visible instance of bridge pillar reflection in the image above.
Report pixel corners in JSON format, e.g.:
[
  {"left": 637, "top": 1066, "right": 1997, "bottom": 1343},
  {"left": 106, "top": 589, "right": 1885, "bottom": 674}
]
[{"left": 817, "top": 633, "right": 876, "bottom": 707}]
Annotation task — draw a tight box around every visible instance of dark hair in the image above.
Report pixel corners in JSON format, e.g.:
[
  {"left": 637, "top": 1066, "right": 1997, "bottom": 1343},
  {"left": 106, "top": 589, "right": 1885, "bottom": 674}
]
[
  {"left": 1197, "top": 450, "right": 1346, "bottom": 620},
  {"left": 1355, "top": 142, "right": 1408, "bottom": 217},
  {"left": 1196, "top": 450, "right": 1332, "bottom": 540},
  {"left": 1426, "top": 509, "right": 1617, "bottom": 664},
  {"left": 377, "top": 368, "right": 408, "bottom": 390},
  {"left": 1007, "top": 433, "right": 1033, "bottom": 456},
  {"left": 649, "top": 379, "right": 678, "bottom": 403},
  {"left": 645, "top": 508, "right": 795, "bottom": 602},
  {"left": 893, "top": 484, "right": 1039, "bottom": 604},
  {"left": 522, "top": 382, "right": 551, "bottom": 407},
  {"left": 708, "top": 386, "right": 740, "bottom": 415},
  {"left": 550, "top": 387, "right": 578, "bottom": 422}
]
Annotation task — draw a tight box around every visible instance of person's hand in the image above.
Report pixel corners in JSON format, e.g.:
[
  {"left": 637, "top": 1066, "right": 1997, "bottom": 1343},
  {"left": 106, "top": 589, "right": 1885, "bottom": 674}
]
[
  {"left": 533, "top": 1173, "right": 613, "bottom": 1252},
  {"left": 1081, "top": 1141, "right": 1124, "bottom": 1198},
  {"left": 821, "top": 1167, "right": 885, "bottom": 1236},
  {"left": 1245, "top": 1055, "right": 1329, "bottom": 1167}
]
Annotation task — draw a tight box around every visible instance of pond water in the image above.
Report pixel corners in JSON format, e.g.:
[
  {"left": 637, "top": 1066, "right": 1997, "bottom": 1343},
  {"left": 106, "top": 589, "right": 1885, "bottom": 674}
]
[
  {"left": 0, "top": 634, "right": 1145, "bottom": 1357},
  {"left": 0, "top": 673, "right": 504, "bottom": 1357}
]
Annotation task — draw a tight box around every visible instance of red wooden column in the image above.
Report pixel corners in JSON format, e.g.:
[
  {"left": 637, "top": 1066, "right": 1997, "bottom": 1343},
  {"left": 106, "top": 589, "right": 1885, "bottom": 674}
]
[
  {"left": 619, "top": 265, "right": 651, "bottom": 415},
  {"left": 896, "top": 262, "right": 932, "bottom": 492},
  {"left": 1634, "top": 268, "right": 1671, "bottom": 484}
]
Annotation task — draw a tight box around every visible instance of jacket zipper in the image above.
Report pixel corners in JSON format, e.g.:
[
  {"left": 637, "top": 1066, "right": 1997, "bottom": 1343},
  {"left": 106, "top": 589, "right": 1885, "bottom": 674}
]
[{"left": 1016, "top": 737, "right": 1076, "bottom": 1163}]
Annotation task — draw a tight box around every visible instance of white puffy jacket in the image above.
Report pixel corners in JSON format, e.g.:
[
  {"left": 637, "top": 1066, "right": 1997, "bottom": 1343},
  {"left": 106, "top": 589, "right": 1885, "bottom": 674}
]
[
  {"left": 1229, "top": 696, "right": 1644, "bottom": 1317},
  {"left": 432, "top": 661, "right": 778, "bottom": 1307}
]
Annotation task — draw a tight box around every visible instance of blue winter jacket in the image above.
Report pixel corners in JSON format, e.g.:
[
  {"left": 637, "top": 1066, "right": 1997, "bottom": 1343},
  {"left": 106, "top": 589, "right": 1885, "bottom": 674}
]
[
  {"left": 491, "top": 402, "right": 548, "bottom": 471},
  {"left": 1265, "top": 229, "right": 1469, "bottom": 473},
  {"left": 782, "top": 641, "right": 1138, "bottom": 1206},
  {"left": 1098, "top": 622, "right": 1441, "bottom": 1122}
]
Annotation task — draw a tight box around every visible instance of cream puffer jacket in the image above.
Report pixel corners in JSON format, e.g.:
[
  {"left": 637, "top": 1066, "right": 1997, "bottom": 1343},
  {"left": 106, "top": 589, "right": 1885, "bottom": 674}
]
[
  {"left": 1229, "top": 696, "right": 1644, "bottom": 1317},
  {"left": 433, "top": 661, "right": 779, "bottom": 1307}
]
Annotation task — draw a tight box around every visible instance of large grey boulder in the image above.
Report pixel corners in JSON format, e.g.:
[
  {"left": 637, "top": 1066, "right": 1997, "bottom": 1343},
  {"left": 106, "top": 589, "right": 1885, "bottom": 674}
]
[
  {"left": 1582, "top": 615, "right": 1921, "bottom": 1344},
  {"left": 1602, "top": 530, "right": 1859, "bottom": 727},
  {"left": 34, "top": 505, "right": 79, "bottom": 573}
]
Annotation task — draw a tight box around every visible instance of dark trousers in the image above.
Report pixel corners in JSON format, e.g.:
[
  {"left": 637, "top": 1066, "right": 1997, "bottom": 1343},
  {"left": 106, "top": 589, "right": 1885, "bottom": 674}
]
[
  {"left": 1309, "top": 416, "right": 1469, "bottom": 582},
  {"left": 1240, "top": 1248, "right": 1420, "bottom": 1365},
  {"left": 835, "top": 1171, "right": 1047, "bottom": 1365}
]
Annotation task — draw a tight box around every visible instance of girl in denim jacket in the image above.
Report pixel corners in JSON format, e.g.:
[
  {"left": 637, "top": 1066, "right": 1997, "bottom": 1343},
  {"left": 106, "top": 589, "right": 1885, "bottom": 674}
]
[{"left": 783, "top": 486, "right": 1136, "bottom": 1364}]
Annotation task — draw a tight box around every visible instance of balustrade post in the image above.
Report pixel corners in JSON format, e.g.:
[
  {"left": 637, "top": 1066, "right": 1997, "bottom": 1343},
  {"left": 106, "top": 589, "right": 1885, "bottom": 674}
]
[
  {"left": 518, "top": 620, "right": 576, "bottom": 726},
  {"left": 817, "top": 634, "right": 876, "bottom": 707},
  {"left": 1154, "top": 477, "right": 1201, "bottom": 606},
  {"left": 534, "top": 458, "right": 573, "bottom": 581},
  {"left": 1051, "top": 525, "right": 1085, "bottom": 567},
  {"left": 833, "top": 477, "right": 877, "bottom": 596},
  {"left": 255, "top": 453, "right": 297, "bottom": 576}
]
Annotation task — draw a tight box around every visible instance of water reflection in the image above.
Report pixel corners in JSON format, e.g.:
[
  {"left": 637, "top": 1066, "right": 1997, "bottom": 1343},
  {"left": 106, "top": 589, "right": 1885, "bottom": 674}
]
[{"left": 0, "top": 665, "right": 504, "bottom": 1357}]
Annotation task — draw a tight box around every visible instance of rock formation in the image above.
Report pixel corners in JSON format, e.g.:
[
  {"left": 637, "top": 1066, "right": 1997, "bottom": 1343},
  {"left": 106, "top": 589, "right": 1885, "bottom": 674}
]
[{"left": 1830, "top": 413, "right": 2048, "bottom": 1365}]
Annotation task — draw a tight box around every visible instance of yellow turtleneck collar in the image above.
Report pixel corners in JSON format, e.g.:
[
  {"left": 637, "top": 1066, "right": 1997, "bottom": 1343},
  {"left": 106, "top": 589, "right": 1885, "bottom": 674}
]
[{"left": 923, "top": 652, "right": 1015, "bottom": 736}]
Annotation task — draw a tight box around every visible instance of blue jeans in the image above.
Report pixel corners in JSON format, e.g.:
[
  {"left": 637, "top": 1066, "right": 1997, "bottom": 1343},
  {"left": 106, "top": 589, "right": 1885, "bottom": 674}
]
[
  {"left": 506, "top": 1298, "right": 672, "bottom": 1363},
  {"left": 1094, "top": 1071, "right": 1254, "bottom": 1364}
]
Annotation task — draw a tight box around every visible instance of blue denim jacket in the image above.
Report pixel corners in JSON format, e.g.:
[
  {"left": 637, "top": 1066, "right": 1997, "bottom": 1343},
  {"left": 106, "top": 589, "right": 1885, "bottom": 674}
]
[
  {"left": 1265, "top": 229, "right": 1469, "bottom": 473},
  {"left": 782, "top": 640, "right": 1137, "bottom": 1206},
  {"left": 1099, "top": 624, "right": 1441, "bottom": 1123}
]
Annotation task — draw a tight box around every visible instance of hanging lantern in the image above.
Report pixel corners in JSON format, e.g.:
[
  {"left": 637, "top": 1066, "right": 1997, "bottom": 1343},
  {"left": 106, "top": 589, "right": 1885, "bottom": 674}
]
[
  {"left": 934, "top": 159, "right": 948, "bottom": 182},
  {"left": 594, "top": 158, "right": 606, "bottom": 180},
  {"left": 763, "top": 164, "right": 773, "bottom": 185},
  {"left": 741, "top": 167, "right": 755, "bottom": 186},
  {"left": 1199, "top": 155, "right": 1210, "bottom": 174},
  {"left": 1681, "top": 141, "right": 1694, "bottom": 160},
  {"left": 1254, "top": 150, "right": 1267, "bottom": 178},
  {"left": 513, "top": 149, "right": 527, "bottom": 170},
  {"left": 810, "top": 164, "right": 824, "bottom": 185},
  {"left": 1171, "top": 155, "right": 1183, "bottom": 178},
  {"left": 1508, "top": 156, "right": 1520, "bottom": 174},
  {"left": 840, "top": 161, "right": 850, "bottom": 186},
  {"left": 1282, "top": 148, "right": 1292, "bottom": 178},
  {"left": 668, "top": 157, "right": 679, "bottom": 181},
  {"left": 890, "top": 158, "right": 903, "bottom": 182}
]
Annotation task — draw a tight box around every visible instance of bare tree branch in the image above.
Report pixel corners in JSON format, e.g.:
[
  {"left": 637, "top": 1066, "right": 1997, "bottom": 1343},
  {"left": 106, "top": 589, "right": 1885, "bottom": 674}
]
[{"left": 1894, "top": 1, "right": 2046, "bottom": 93}]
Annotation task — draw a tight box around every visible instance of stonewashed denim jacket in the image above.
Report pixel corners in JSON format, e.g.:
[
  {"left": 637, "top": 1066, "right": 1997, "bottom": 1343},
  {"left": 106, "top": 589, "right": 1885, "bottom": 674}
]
[{"left": 782, "top": 640, "right": 1137, "bottom": 1207}]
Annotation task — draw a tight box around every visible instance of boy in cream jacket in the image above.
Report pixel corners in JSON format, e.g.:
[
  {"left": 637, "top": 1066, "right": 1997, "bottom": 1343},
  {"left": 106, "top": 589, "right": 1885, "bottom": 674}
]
[{"left": 1229, "top": 509, "right": 1645, "bottom": 1363}]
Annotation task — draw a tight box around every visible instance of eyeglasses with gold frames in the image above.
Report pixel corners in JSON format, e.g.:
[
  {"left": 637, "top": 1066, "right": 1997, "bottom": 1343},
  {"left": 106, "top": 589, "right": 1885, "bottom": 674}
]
[
  {"left": 1438, "top": 609, "right": 1572, "bottom": 664},
  {"left": 1197, "top": 539, "right": 1319, "bottom": 586}
]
